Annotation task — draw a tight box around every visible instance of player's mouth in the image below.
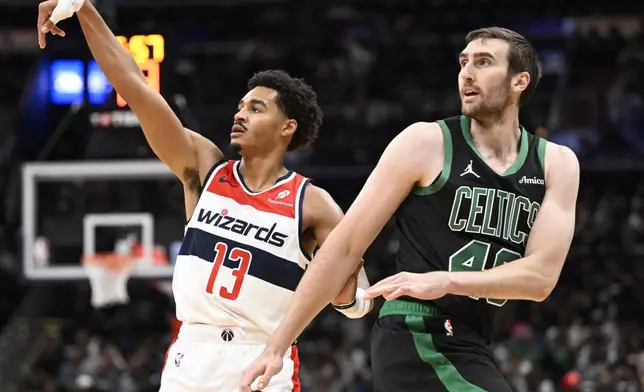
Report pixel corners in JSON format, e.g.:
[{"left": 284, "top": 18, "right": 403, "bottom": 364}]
[
  {"left": 462, "top": 89, "right": 480, "bottom": 102},
  {"left": 231, "top": 123, "right": 246, "bottom": 137}
]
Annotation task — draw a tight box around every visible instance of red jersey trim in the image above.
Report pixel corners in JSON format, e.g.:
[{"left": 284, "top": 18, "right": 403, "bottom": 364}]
[{"left": 205, "top": 161, "right": 306, "bottom": 219}]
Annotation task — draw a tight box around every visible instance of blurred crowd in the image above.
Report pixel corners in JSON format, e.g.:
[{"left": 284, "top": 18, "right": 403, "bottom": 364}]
[
  {"left": 0, "top": 1, "right": 642, "bottom": 392},
  {"left": 13, "top": 172, "right": 644, "bottom": 392}
]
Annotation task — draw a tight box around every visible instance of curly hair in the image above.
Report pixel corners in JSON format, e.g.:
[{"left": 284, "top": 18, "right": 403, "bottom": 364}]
[{"left": 248, "top": 70, "right": 323, "bottom": 151}]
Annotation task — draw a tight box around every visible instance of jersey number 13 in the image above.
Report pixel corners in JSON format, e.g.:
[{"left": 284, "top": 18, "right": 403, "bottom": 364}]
[{"left": 205, "top": 242, "right": 252, "bottom": 301}]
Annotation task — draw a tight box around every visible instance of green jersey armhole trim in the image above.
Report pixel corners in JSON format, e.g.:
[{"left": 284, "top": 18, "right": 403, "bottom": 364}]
[
  {"left": 413, "top": 120, "right": 453, "bottom": 196},
  {"left": 537, "top": 138, "right": 547, "bottom": 172}
]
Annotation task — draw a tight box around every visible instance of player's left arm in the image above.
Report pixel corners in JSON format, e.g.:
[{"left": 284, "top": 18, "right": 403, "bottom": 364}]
[
  {"left": 445, "top": 143, "right": 580, "bottom": 302},
  {"left": 239, "top": 123, "right": 440, "bottom": 392},
  {"left": 302, "top": 185, "right": 372, "bottom": 310}
]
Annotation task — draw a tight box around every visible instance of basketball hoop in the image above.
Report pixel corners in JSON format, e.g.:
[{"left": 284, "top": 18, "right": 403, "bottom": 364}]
[
  {"left": 82, "top": 242, "right": 170, "bottom": 308},
  {"left": 82, "top": 252, "right": 135, "bottom": 308}
]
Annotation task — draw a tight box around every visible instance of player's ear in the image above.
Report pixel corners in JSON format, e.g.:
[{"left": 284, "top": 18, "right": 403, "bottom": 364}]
[
  {"left": 281, "top": 119, "right": 297, "bottom": 138},
  {"left": 512, "top": 71, "right": 530, "bottom": 94}
]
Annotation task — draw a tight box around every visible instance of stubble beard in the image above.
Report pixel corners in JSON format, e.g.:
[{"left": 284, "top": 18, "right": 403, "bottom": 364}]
[{"left": 461, "top": 79, "right": 512, "bottom": 122}]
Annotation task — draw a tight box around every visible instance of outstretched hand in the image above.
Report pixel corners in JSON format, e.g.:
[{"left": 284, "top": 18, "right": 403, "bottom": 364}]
[
  {"left": 37, "top": 0, "right": 84, "bottom": 48},
  {"left": 363, "top": 271, "right": 451, "bottom": 301}
]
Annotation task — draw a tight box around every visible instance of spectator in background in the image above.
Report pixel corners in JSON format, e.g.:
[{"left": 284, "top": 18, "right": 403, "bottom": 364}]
[{"left": 608, "top": 57, "right": 644, "bottom": 154}]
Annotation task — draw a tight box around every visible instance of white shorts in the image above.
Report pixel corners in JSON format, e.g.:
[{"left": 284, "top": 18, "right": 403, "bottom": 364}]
[{"left": 160, "top": 323, "right": 301, "bottom": 392}]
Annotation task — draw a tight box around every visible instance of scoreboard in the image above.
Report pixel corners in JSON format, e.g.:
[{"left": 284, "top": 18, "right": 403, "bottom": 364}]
[
  {"left": 115, "top": 34, "right": 164, "bottom": 108},
  {"left": 49, "top": 33, "right": 166, "bottom": 128}
]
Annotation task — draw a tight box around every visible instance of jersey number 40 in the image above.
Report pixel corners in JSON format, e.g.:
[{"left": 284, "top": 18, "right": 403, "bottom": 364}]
[
  {"left": 448, "top": 240, "right": 521, "bottom": 307},
  {"left": 205, "top": 242, "right": 252, "bottom": 300}
]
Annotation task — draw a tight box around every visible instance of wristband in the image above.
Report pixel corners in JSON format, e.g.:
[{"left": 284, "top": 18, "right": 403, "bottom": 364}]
[{"left": 332, "top": 287, "right": 371, "bottom": 319}]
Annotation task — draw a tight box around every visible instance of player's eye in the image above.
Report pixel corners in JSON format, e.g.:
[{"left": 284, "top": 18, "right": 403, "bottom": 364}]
[
  {"left": 479, "top": 58, "right": 491, "bottom": 66},
  {"left": 251, "top": 106, "right": 261, "bottom": 113},
  {"left": 460, "top": 60, "right": 468, "bottom": 67}
]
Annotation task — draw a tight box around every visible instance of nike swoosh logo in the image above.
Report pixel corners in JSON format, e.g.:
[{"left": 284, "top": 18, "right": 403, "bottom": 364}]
[{"left": 219, "top": 177, "right": 238, "bottom": 187}]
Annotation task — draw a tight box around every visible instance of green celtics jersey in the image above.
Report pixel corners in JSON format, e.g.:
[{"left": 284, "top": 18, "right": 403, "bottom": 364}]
[{"left": 394, "top": 115, "right": 547, "bottom": 343}]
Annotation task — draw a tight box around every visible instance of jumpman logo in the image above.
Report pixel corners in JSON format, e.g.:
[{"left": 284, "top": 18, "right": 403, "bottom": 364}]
[{"left": 460, "top": 160, "right": 480, "bottom": 178}]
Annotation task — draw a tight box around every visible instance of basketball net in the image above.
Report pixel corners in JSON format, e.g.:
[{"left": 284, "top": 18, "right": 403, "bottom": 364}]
[
  {"left": 83, "top": 253, "right": 134, "bottom": 308},
  {"left": 82, "top": 236, "right": 168, "bottom": 308}
]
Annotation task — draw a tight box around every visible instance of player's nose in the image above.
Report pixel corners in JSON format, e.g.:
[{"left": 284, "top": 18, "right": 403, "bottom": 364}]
[
  {"left": 459, "top": 65, "right": 475, "bottom": 82},
  {"left": 234, "top": 108, "right": 247, "bottom": 123}
]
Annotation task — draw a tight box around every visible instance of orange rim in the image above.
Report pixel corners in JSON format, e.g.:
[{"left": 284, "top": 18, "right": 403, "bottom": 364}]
[
  {"left": 82, "top": 248, "right": 169, "bottom": 272},
  {"left": 82, "top": 253, "right": 135, "bottom": 272}
]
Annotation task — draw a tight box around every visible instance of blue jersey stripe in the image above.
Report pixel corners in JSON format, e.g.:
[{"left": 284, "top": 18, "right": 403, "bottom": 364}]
[{"left": 179, "top": 227, "right": 304, "bottom": 292}]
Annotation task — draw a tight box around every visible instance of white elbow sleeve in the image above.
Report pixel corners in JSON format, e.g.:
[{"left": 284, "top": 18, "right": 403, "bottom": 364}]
[{"left": 332, "top": 288, "right": 372, "bottom": 319}]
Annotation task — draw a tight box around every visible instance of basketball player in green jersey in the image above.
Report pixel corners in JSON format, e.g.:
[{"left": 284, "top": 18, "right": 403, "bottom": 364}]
[{"left": 241, "top": 27, "right": 579, "bottom": 391}]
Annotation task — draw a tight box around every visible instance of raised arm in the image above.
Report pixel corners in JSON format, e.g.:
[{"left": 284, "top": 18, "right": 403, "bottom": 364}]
[
  {"left": 239, "top": 122, "right": 444, "bottom": 391},
  {"left": 38, "top": 0, "right": 222, "bottom": 183}
]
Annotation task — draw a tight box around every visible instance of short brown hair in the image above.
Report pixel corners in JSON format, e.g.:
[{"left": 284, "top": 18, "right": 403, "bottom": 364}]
[{"left": 466, "top": 27, "right": 542, "bottom": 105}]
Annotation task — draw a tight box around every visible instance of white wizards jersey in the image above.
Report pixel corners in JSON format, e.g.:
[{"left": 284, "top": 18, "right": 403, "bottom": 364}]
[{"left": 173, "top": 160, "right": 311, "bottom": 337}]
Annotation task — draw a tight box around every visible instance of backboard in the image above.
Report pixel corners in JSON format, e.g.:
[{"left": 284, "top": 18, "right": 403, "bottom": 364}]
[{"left": 22, "top": 160, "right": 182, "bottom": 281}]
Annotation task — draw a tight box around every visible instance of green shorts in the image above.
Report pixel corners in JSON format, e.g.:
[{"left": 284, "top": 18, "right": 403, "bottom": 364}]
[{"left": 371, "top": 300, "right": 512, "bottom": 392}]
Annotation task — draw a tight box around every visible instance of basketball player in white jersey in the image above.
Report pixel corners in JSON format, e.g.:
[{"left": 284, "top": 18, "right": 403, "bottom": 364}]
[{"left": 37, "top": 1, "right": 373, "bottom": 391}]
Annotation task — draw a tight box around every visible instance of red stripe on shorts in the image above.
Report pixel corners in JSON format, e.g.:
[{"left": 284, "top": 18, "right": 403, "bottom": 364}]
[{"left": 291, "top": 345, "right": 301, "bottom": 392}]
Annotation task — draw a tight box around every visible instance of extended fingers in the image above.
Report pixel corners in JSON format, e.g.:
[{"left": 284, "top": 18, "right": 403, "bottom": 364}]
[
  {"left": 37, "top": 8, "right": 48, "bottom": 48},
  {"left": 368, "top": 272, "right": 405, "bottom": 290},
  {"left": 363, "top": 273, "right": 407, "bottom": 299},
  {"left": 384, "top": 286, "right": 408, "bottom": 301},
  {"left": 363, "top": 282, "right": 400, "bottom": 300}
]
